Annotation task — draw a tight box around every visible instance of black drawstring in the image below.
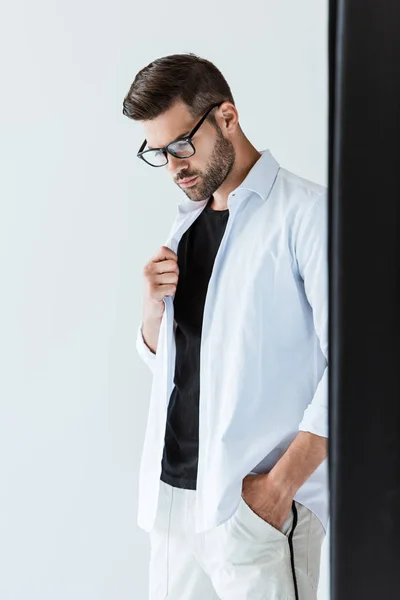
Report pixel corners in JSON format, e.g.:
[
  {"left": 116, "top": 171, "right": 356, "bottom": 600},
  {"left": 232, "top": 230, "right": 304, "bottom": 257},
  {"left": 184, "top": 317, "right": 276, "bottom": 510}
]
[{"left": 288, "top": 500, "right": 299, "bottom": 600}]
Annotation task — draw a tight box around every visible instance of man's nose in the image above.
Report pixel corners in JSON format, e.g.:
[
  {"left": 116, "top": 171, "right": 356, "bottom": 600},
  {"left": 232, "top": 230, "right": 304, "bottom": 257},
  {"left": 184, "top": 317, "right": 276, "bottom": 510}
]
[{"left": 166, "top": 155, "right": 190, "bottom": 178}]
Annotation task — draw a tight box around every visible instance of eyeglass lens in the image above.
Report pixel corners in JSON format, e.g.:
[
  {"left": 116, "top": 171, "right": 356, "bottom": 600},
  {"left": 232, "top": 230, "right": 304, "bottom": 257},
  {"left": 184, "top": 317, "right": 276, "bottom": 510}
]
[{"left": 144, "top": 140, "right": 194, "bottom": 166}]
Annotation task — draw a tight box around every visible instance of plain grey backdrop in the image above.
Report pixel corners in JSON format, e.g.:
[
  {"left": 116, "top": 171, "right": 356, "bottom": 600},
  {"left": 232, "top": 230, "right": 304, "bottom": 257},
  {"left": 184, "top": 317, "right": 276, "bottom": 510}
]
[{"left": 0, "top": 0, "right": 329, "bottom": 598}]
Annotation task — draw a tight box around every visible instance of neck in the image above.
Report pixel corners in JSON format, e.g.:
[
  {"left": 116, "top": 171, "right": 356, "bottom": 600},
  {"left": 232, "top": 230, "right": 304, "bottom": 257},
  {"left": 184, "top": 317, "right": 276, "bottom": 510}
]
[{"left": 209, "top": 138, "right": 262, "bottom": 211}]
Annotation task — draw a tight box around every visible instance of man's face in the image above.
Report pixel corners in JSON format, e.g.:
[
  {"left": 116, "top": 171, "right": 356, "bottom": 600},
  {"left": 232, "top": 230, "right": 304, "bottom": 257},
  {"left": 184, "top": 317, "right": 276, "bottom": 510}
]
[{"left": 142, "top": 100, "right": 236, "bottom": 202}]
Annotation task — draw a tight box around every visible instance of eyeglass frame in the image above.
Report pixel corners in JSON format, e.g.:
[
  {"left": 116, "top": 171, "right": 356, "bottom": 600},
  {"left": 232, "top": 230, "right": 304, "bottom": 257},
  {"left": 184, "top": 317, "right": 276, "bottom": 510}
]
[{"left": 137, "top": 101, "right": 225, "bottom": 167}]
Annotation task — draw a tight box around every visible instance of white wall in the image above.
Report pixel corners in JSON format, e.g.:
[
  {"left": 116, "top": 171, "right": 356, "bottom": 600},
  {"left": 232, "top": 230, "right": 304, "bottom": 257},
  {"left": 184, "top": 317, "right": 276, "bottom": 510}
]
[{"left": 0, "top": 1, "right": 329, "bottom": 598}]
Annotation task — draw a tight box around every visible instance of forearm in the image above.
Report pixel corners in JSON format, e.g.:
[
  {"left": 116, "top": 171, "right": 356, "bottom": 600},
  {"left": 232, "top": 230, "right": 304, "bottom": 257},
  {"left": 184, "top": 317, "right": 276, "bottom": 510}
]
[
  {"left": 141, "top": 315, "right": 162, "bottom": 355},
  {"left": 268, "top": 431, "right": 328, "bottom": 496}
]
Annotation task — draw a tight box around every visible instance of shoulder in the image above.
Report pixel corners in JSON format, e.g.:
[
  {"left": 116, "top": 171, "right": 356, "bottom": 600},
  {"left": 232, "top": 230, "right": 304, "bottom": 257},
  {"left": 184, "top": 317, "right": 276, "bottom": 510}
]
[
  {"left": 271, "top": 167, "right": 327, "bottom": 234},
  {"left": 276, "top": 167, "right": 327, "bottom": 208}
]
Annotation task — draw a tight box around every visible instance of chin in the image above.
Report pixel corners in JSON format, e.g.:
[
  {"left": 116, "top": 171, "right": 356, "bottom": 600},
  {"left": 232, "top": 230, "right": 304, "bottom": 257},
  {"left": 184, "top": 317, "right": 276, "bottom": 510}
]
[{"left": 184, "top": 191, "right": 197, "bottom": 200}]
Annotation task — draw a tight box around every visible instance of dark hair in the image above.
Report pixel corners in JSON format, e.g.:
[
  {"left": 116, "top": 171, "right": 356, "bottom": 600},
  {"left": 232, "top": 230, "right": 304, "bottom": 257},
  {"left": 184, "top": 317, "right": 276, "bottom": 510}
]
[{"left": 122, "top": 53, "right": 235, "bottom": 126}]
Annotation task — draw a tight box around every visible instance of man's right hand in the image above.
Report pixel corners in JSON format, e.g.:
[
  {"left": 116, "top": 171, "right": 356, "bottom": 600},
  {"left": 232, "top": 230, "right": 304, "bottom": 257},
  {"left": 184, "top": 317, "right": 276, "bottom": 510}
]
[
  {"left": 141, "top": 246, "right": 179, "bottom": 353},
  {"left": 143, "top": 246, "right": 179, "bottom": 320}
]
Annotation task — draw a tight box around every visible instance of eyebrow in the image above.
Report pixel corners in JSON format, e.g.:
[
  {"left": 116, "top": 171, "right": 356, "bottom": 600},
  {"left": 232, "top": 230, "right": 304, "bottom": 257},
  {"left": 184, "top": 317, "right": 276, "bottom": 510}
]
[{"left": 147, "top": 130, "right": 191, "bottom": 151}]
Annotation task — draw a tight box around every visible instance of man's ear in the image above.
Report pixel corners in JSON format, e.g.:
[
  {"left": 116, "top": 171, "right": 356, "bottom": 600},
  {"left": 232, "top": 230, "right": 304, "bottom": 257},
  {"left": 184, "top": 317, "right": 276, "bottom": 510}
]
[{"left": 219, "top": 103, "right": 239, "bottom": 134}]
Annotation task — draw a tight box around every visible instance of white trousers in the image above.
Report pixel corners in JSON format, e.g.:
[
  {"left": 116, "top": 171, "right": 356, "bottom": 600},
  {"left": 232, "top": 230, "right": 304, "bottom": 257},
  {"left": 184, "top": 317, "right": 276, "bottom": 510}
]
[{"left": 148, "top": 479, "right": 326, "bottom": 600}]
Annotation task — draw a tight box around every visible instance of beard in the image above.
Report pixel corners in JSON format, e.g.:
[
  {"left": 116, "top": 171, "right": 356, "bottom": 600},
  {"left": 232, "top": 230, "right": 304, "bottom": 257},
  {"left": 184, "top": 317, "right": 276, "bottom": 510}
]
[{"left": 177, "top": 125, "right": 236, "bottom": 202}]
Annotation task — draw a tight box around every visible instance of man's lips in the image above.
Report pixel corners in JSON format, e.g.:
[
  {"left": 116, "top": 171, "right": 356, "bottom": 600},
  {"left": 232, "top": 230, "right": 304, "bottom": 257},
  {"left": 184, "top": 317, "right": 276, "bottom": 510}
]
[{"left": 178, "top": 176, "right": 198, "bottom": 187}]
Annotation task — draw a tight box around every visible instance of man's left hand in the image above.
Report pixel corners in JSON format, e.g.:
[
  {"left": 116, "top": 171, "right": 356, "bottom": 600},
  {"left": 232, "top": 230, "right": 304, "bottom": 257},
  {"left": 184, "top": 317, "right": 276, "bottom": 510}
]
[{"left": 241, "top": 472, "right": 294, "bottom": 531}]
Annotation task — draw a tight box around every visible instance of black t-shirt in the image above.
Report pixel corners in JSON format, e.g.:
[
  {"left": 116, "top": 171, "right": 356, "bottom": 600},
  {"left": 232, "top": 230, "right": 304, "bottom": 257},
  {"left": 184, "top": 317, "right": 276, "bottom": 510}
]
[{"left": 160, "top": 197, "right": 229, "bottom": 489}]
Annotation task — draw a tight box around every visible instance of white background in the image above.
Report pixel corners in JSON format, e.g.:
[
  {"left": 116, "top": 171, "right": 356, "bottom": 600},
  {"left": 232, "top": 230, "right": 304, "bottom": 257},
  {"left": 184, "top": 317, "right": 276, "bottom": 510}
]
[{"left": 0, "top": 1, "right": 329, "bottom": 598}]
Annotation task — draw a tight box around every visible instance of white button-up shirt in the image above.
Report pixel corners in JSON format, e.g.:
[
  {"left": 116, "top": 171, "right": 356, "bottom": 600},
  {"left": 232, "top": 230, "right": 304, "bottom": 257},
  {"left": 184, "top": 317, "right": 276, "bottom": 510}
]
[{"left": 136, "top": 149, "right": 329, "bottom": 534}]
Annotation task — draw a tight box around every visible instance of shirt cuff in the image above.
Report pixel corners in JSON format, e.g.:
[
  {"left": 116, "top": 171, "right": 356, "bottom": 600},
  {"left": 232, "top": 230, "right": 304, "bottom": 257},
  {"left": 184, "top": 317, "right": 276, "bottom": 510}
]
[{"left": 298, "top": 366, "right": 328, "bottom": 438}]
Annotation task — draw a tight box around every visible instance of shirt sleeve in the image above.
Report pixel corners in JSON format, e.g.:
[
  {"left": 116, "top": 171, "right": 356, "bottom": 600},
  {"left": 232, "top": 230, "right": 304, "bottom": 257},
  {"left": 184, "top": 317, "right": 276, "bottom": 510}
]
[
  {"left": 136, "top": 321, "right": 156, "bottom": 374},
  {"left": 295, "top": 193, "right": 329, "bottom": 438}
]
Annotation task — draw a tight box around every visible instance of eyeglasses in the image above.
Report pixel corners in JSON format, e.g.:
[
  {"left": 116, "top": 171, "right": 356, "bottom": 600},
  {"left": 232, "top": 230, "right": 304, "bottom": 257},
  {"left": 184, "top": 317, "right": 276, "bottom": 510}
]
[{"left": 137, "top": 102, "right": 224, "bottom": 167}]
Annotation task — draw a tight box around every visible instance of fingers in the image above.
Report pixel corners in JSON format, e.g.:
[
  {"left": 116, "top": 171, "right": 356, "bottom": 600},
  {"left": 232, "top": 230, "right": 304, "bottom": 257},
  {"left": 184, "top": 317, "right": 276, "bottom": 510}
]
[
  {"left": 151, "top": 246, "right": 178, "bottom": 264},
  {"left": 143, "top": 246, "right": 180, "bottom": 304}
]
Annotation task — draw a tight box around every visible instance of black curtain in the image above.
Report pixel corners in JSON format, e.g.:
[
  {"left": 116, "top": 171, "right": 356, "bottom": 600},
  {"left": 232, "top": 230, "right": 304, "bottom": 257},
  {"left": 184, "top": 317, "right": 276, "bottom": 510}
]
[{"left": 328, "top": 1, "right": 400, "bottom": 598}]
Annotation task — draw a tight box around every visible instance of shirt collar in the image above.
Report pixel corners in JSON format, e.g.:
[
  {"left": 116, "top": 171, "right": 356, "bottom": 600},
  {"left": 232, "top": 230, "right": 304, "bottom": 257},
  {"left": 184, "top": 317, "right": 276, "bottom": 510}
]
[
  {"left": 177, "top": 149, "right": 280, "bottom": 214},
  {"left": 235, "top": 149, "right": 280, "bottom": 202}
]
